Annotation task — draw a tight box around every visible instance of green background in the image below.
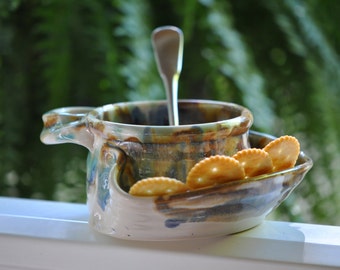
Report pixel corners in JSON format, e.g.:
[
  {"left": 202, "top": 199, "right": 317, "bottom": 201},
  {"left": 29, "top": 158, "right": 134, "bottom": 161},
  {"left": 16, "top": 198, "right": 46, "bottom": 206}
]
[{"left": 1, "top": 0, "right": 340, "bottom": 225}]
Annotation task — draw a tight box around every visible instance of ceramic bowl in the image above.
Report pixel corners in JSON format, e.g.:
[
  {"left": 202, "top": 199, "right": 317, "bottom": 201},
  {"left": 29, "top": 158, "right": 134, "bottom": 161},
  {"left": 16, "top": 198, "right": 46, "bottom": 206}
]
[{"left": 41, "top": 100, "right": 312, "bottom": 240}]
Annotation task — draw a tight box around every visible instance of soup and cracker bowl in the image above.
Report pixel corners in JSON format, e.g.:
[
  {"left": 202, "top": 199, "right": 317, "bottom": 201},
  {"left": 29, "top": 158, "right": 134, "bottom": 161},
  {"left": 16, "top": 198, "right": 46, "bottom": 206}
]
[{"left": 40, "top": 99, "right": 312, "bottom": 240}]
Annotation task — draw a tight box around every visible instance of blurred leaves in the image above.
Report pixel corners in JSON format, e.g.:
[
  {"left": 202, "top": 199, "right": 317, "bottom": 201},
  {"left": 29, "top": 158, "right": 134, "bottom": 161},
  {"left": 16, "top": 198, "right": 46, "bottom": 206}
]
[{"left": 1, "top": 0, "right": 340, "bottom": 224}]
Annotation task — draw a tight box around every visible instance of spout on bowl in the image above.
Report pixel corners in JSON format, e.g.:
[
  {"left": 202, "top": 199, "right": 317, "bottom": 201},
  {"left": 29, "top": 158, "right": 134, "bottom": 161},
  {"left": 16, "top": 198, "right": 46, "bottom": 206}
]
[{"left": 40, "top": 107, "right": 95, "bottom": 152}]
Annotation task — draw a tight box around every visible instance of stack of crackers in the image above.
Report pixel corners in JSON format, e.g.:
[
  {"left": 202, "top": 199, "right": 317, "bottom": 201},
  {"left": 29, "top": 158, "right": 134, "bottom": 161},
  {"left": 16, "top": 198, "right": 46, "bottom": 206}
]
[{"left": 129, "top": 135, "right": 300, "bottom": 197}]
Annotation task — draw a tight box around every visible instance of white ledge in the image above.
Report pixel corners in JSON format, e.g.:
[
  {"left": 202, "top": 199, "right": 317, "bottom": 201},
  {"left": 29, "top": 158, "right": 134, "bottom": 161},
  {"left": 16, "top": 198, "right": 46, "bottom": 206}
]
[{"left": 0, "top": 197, "right": 339, "bottom": 270}]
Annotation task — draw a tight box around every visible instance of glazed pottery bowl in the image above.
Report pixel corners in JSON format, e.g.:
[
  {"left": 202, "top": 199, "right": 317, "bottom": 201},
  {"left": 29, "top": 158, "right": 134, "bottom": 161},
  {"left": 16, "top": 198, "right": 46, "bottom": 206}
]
[{"left": 40, "top": 100, "right": 312, "bottom": 240}]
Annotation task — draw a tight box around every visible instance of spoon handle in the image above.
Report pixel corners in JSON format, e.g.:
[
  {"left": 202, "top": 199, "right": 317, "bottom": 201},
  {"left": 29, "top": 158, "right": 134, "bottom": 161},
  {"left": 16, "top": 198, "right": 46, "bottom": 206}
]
[{"left": 152, "top": 26, "right": 183, "bottom": 126}]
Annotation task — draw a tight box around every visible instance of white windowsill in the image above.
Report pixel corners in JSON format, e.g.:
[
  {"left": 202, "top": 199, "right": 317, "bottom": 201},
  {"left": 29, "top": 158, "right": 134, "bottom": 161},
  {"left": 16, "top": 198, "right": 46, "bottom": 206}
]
[{"left": 0, "top": 196, "right": 339, "bottom": 270}]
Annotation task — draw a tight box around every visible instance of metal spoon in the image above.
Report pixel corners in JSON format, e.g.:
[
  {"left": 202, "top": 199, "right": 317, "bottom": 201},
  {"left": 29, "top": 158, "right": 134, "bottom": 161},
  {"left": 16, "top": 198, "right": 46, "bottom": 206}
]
[{"left": 152, "top": 26, "right": 183, "bottom": 126}]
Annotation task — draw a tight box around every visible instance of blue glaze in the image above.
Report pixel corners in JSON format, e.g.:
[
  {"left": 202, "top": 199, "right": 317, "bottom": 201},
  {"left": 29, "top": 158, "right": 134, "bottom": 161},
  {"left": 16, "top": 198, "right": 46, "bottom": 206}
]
[
  {"left": 165, "top": 218, "right": 187, "bottom": 228},
  {"left": 86, "top": 154, "right": 98, "bottom": 185},
  {"left": 97, "top": 167, "right": 111, "bottom": 211},
  {"left": 60, "top": 133, "right": 75, "bottom": 140}
]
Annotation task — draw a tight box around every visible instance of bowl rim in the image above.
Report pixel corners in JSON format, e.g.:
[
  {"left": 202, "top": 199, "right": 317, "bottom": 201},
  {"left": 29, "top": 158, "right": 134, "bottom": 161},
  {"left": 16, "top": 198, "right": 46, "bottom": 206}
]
[{"left": 86, "top": 99, "right": 254, "bottom": 132}]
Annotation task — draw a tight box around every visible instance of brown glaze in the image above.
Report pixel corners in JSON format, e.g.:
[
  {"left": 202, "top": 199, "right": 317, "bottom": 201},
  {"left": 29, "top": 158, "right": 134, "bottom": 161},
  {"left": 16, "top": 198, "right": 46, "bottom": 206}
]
[{"left": 43, "top": 114, "right": 59, "bottom": 128}]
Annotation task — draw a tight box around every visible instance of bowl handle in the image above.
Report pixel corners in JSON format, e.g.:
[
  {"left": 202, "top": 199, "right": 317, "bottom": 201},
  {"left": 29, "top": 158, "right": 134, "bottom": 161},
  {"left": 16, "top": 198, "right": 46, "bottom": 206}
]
[{"left": 40, "top": 107, "right": 95, "bottom": 152}]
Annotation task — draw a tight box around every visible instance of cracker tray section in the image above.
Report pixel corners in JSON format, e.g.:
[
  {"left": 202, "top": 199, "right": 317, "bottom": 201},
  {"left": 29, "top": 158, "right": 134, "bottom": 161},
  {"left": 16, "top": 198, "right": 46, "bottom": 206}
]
[{"left": 0, "top": 196, "right": 339, "bottom": 270}]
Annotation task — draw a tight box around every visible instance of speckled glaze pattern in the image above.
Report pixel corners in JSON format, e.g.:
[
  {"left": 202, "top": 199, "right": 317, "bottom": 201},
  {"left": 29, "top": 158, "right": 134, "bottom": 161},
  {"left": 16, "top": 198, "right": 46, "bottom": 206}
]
[{"left": 40, "top": 100, "right": 312, "bottom": 240}]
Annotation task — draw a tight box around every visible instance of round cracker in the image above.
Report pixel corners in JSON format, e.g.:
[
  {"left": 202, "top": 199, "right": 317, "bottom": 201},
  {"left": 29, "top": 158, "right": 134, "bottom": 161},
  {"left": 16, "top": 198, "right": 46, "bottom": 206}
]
[
  {"left": 263, "top": 135, "right": 300, "bottom": 171},
  {"left": 233, "top": 148, "right": 273, "bottom": 178},
  {"left": 186, "top": 155, "right": 245, "bottom": 189},
  {"left": 129, "top": 177, "right": 188, "bottom": 197}
]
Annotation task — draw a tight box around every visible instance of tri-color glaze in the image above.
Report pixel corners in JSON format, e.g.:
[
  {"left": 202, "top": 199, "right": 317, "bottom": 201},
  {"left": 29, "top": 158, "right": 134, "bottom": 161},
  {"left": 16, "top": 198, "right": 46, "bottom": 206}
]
[{"left": 40, "top": 100, "right": 312, "bottom": 240}]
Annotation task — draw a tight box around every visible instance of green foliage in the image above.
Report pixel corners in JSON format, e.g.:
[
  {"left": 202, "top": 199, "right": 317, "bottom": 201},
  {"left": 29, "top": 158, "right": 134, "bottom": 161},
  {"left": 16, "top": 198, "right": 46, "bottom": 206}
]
[{"left": 1, "top": 0, "right": 340, "bottom": 224}]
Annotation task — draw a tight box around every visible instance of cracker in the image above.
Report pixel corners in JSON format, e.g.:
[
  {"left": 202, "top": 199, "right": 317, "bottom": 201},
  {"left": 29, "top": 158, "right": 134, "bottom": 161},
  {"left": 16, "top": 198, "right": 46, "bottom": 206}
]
[
  {"left": 129, "top": 177, "right": 188, "bottom": 196},
  {"left": 233, "top": 148, "right": 273, "bottom": 178},
  {"left": 263, "top": 135, "right": 300, "bottom": 171},
  {"left": 186, "top": 155, "right": 245, "bottom": 189}
]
